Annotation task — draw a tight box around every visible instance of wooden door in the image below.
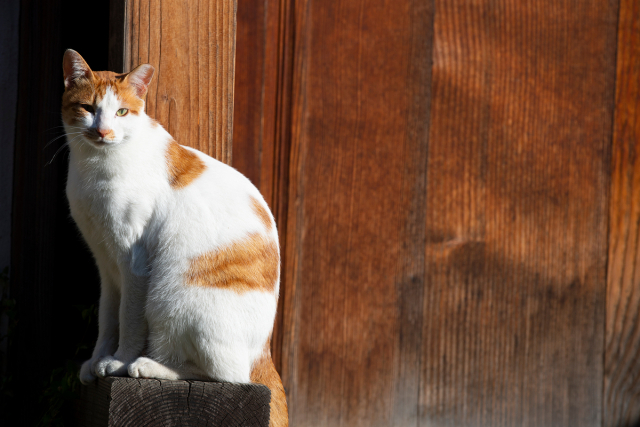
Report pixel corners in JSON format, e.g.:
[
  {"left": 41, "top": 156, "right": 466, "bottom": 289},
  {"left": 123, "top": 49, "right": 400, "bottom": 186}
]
[{"left": 233, "top": 0, "right": 640, "bottom": 426}]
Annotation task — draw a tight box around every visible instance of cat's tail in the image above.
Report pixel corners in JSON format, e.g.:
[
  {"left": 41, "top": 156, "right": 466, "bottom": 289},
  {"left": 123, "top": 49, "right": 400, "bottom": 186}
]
[{"left": 251, "top": 345, "right": 288, "bottom": 427}]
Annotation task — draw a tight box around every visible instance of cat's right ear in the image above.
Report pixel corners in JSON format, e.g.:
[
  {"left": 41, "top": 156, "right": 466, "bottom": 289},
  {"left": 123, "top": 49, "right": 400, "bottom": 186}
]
[
  {"left": 125, "top": 64, "right": 155, "bottom": 99},
  {"left": 63, "top": 49, "right": 93, "bottom": 89}
]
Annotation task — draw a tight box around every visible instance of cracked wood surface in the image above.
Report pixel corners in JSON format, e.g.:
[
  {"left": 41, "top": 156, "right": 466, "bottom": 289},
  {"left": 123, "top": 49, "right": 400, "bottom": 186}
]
[{"left": 78, "top": 377, "right": 270, "bottom": 426}]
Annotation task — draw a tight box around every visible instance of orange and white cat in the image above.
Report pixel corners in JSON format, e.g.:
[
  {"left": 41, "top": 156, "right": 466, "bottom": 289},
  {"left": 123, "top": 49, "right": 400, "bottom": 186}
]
[{"left": 62, "top": 49, "right": 287, "bottom": 427}]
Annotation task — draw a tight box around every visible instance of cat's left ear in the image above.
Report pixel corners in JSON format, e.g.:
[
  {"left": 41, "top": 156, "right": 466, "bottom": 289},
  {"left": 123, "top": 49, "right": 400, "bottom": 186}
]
[
  {"left": 63, "top": 49, "right": 93, "bottom": 88},
  {"left": 125, "top": 64, "right": 155, "bottom": 98}
]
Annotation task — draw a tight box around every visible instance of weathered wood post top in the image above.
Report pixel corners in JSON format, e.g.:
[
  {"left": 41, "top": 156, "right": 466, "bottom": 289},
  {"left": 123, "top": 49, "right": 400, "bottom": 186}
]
[{"left": 78, "top": 377, "right": 270, "bottom": 426}]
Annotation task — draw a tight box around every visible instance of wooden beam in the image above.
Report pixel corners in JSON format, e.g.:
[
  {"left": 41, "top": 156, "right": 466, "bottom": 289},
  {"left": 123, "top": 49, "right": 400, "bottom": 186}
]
[{"left": 77, "top": 377, "right": 270, "bottom": 426}]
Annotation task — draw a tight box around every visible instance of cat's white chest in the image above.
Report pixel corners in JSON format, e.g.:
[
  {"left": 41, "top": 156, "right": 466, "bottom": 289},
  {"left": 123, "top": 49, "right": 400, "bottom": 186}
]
[{"left": 67, "top": 160, "right": 157, "bottom": 254}]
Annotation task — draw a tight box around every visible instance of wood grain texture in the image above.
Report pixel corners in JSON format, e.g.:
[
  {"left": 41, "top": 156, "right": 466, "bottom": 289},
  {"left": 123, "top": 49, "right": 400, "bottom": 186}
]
[
  {"left": 421, "top": 0, "right": 616, "bottom": 425},
  {"left": 280, "top": 1, "right": 434, "bottom": 426},
  {"left": 272, "top": 0, "right": 618, "bottom": 426},
  {"left": 605, "top": 1, "right": 640, "bottom": 426},
  {"left": 124, "top": 0, "right": 237, "bottom": 163},
  {"left": 233, "top": 0, "right": 295, "bottom": 374},
  {"left": 77, "top": 377, "right": 271, "bottom": 426},
  {"left": 109, "top": 0, "right": 129, "bottom": 73},
  {"left": 233, "top": 0, "right": 267, "bottom": 187}
]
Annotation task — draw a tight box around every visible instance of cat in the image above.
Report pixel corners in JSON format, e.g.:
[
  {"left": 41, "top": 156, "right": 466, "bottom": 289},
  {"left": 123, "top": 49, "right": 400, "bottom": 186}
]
[{"left": 61, "top": 49, "right": 287, "bottom": 427}]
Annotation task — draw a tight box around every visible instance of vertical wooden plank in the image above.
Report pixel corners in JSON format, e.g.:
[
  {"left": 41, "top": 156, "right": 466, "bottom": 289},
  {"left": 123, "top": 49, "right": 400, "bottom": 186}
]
[
  {"left": 280, "top": 1, "right": 434, "bottom": 426},
  {"left": 233, "top": 0, "right": 268, "bottom": 187},
  {"left": 121, "top": 0, "right": 237, "bottom": 161},
  {"left": 266, "top": 0, "right": 296, "bottom": 375},
  {"left": 129, "top": 0, "right": 139, "bottom": 71},
  {"left": 232, "top": 0, "right": 295, "bottom": 374},
  {"left": 108, "top": 0, "right": 129, "bottom": 72},
  {"left": 605, "top": 1, "right": 640, "bottom": 426},
  {"left": 421, "top": 1, "right": 616, "bottom": 426}
]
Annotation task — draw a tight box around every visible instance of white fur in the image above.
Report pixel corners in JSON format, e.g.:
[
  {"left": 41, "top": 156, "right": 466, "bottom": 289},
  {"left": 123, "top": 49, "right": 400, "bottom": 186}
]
[{"left": 65, "top": 87, "right": 279, "bottom": 385}]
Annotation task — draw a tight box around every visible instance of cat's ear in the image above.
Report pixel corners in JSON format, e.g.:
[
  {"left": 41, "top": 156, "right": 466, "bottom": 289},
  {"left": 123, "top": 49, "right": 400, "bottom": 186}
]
[
  {"left": 125, "top": 64, "right": 155, "bottom": 98},
  {"left": 63, "top": 49, "right": 93, "bottom": 88}
]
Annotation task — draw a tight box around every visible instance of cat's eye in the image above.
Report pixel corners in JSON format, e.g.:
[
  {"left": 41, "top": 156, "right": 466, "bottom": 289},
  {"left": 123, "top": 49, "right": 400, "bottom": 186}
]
[
  {"left": 80, "top": 104, "right": 94, "bottom": 113},
  {"left": 116, "top": 108, "right": 129, "bottom": 117}
]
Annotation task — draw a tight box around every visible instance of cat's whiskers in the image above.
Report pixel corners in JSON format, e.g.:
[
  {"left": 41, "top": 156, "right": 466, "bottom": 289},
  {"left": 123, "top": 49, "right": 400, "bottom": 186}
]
[
  {"left": 69, "top": 133, "right": 88, "bottom": 146},
  {"left": 43, "top": 126, "right": 69, "bottom": 135},
  {"left": 46, "top": 124, "right": 81, "bottom": 131},
  {"left": 46, "top": 142, "right": 69, "bottom": 166},
  {"left": 43, "top": 125, "right": 83, "bottom": 141},
  {"left": 46, "top": 133, "right": 87, "bottom": 165},
  {"left": 44, "top": 132, "right": 83, "bottom": 149}
]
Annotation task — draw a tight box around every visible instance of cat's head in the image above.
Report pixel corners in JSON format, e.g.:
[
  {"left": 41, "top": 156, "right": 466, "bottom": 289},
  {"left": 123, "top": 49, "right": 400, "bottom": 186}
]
[{"left": 61, "top": 49, "right": 155, "bottom": 148}]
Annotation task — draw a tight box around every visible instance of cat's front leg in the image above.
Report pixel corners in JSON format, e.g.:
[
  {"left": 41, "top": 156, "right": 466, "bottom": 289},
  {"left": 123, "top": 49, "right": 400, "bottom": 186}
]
[
  {"left": 94, "top": 244, "right": 149, "bottom": 379},
  {"left": 79, "top": 265, "right": 121, "bottom": 385}
]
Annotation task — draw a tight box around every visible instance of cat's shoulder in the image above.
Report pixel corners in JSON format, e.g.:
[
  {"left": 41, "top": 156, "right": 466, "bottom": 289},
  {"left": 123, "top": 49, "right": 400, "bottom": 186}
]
[{"left": 165, "top": 142, "right": 257, "bottom": 192}]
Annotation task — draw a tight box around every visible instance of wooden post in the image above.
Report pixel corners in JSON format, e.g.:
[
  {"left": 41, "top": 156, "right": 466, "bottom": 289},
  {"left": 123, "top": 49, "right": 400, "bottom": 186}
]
[
  {"left": 110, "top": 0, "right": 237, "bottom": 164},
  {"left": 77, "top": 377, "right": 270, "bottom": 426}
]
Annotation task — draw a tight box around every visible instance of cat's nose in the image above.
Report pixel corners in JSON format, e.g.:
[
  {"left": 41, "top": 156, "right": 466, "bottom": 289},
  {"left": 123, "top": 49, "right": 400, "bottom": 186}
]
[{"left": 96, "top": 128, "right": 111, "bottom": 138}]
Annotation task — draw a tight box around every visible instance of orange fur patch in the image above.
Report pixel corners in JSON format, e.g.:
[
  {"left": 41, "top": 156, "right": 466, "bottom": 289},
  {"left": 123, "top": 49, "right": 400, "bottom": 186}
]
[
  {"left": 251, "top": 343, "right": 289, "bottom": 427},
  {"left": 61, "top": 79, "right": 95, "bottom": 124},
  {"left": 166, "top": 141, "right": 207, "bottom": 189},
  {"left": 185, "top": 233, "right": 279, "bottom": 294},
  {"left": 251, "top": 196, "right": 273, "bottom": 230}
]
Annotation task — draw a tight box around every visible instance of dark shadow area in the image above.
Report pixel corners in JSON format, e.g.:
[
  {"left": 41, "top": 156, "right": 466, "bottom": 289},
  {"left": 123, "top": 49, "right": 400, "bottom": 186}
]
[{"left": 3, "top": 1, "right": 109, "bottom": 425}]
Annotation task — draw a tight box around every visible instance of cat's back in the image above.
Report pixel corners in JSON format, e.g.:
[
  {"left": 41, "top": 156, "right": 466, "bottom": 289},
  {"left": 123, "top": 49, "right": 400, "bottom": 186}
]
[{"left": 161, "top": 143, "right": 276, "bottom": 246}]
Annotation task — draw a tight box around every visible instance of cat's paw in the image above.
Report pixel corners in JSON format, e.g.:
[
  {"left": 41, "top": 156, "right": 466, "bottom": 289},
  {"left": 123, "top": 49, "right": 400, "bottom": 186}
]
[
  {"left": 79, "top": 356, "right": 114, "bottom": 384},
  {"left": 79, "top": 359, "right": 97, "bottom": 385},
  {"left": 128, "top": 357, "right": 175, "bottom": 380},
  {"left": 94, "top": 356, "right": 128, "bottom": 377}
]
